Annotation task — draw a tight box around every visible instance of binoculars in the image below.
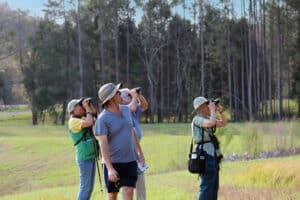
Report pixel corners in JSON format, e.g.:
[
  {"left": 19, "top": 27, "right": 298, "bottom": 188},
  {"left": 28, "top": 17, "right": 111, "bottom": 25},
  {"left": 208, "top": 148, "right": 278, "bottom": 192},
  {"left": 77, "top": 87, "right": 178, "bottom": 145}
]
[
  {"left": 210, "top": 98, "right": 220, "bottom": 105},
  {"left": 135, "top": 87, "right": 141, "bottom": 94},
  {"left": 79, "top": 97, "right": 92, "bottom": 106},
  {"left": 84, "top": 97, "right": 92, "bottom": 103}
]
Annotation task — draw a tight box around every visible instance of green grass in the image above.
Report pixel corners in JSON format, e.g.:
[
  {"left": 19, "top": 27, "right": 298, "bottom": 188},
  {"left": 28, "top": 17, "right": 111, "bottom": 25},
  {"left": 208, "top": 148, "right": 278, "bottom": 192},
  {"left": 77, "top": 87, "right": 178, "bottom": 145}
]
[{"left": 0, "top": 114, "right": 299, "bottom": 199}]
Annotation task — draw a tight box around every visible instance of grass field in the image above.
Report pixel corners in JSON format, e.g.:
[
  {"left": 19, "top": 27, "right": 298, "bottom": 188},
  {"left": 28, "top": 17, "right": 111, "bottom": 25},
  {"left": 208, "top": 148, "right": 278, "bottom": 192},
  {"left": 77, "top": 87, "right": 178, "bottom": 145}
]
[{"left": 0, "top": 114, "right": 299, "bottom": 199}]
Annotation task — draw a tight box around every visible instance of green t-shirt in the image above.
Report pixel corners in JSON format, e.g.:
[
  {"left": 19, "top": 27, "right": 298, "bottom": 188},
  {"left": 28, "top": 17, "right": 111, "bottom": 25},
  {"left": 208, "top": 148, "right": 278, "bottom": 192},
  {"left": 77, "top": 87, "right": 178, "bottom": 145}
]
[{"left": 68, "top": 117, "right": 97, "bottom": 162}]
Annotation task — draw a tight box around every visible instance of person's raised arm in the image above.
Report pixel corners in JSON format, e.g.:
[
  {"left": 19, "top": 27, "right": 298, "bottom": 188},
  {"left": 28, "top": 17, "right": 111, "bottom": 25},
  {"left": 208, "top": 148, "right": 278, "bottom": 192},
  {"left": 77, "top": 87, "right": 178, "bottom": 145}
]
[
  {"left": 128, "top": 90, "right": 138, "bottom": 112},
  {"left": 137, "top": 93, "right": 148, "bottom": 112},
  {"left": 81, "top": 100, "right": 93, "bottom": 128},
  {"left": 216, "top": 105, "right": 227, "bottom": 127},
  {"left": 200, "top": 102, "right": 217, "bottom": 128}
]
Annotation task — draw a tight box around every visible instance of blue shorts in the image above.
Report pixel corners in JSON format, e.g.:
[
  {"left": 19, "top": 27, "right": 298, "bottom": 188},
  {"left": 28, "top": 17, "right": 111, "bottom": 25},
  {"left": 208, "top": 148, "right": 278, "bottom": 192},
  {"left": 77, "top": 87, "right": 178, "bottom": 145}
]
[{"left": 103, "top": 161, "right": 138, "bottom": 193}]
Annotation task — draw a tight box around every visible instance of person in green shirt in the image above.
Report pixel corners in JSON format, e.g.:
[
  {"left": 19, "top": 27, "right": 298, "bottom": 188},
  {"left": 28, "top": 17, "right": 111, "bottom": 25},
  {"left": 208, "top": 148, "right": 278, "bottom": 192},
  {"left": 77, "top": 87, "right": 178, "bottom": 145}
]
[{"left": 67, "top": 98, "right": 98, "bottom": 200}]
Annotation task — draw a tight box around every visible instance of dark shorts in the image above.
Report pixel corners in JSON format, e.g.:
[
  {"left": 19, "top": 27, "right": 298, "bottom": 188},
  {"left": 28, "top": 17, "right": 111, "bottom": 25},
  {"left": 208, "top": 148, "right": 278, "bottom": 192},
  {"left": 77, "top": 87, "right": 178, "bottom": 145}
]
[{"left": 103, "top": 161, "right": 138, "bottom": 193}]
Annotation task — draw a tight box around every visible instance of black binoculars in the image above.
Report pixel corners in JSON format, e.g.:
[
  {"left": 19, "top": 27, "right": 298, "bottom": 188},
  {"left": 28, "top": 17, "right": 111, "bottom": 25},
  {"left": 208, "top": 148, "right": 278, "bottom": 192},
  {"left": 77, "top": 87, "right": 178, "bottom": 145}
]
[
  {"left": 135, "top": 87, "right": 141, "bottom": 94},
  {"left": 210, "top": 98, "right": 220, "bottom": 105},
  {"left": 85, "top": 97, "right": 92, "bottom": 103},
  {"left": 79, "top": 97, "right": 92, "bottom": 106}
]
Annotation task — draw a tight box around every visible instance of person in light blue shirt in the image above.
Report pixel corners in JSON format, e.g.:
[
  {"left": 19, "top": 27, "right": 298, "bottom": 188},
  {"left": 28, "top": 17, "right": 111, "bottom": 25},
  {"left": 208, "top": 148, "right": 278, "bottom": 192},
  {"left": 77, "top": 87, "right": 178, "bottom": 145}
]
[
  {"left": 192, "top": 96, "right": 227, "bottom": 200},
  {"left": 120, "top": 87, "right": 148, "bottom": 200}
]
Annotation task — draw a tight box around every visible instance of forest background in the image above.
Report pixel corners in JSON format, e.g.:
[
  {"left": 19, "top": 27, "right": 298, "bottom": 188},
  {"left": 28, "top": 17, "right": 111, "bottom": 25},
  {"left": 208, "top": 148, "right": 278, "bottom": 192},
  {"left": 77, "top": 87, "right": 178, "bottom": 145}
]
[{"left": 0, "top": 0, "right": 299, "bottom": 124}]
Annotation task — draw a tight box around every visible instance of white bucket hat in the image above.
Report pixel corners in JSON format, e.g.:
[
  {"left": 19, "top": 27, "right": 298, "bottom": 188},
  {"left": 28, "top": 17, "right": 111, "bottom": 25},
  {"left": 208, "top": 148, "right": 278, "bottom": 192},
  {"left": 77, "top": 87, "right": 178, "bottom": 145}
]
[
  {"left": 119, "top": 88, "right": 131, "bottom": 99},
  {"left": 67, "top": 98, "right": 84, "bottom": 114},
  {"left": 193, "top": 96, "right": 208, "bottom": 110},
  {"left": 98, "top": 82, "right": 122, "bottom": 104}
]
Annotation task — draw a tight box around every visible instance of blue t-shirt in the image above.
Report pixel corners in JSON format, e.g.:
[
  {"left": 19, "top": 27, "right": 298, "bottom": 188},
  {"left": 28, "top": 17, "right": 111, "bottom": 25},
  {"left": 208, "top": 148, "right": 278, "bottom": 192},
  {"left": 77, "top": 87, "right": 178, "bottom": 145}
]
[
  {"left": 95, "top": 105, "right": 138, "bottom": 163},
  {"left": 132, "top": 105, "right": 143, "bottom": 140}
]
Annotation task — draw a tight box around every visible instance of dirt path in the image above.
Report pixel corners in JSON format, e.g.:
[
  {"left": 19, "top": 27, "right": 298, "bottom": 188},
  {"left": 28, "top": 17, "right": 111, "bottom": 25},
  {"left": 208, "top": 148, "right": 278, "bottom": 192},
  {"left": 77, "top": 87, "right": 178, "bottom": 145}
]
[{"left": 0, "top": 110, "right": 31, "bottom": 117}]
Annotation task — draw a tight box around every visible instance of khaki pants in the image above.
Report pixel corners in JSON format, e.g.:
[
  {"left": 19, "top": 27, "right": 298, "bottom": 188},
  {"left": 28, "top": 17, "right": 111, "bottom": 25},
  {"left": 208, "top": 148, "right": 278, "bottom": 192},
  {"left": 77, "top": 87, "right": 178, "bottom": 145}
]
[{"left": 135, "top": 173, "right": 146, "bottom": 200}]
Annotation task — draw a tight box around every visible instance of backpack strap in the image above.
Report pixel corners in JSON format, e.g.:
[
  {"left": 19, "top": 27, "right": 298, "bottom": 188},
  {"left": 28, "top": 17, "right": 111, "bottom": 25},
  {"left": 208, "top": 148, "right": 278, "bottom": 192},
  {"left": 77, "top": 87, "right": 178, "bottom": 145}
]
[
  {"left": 74, "top": 129, "right": 88, "bottom": 146},
  {"left": 190, "top": 124, "right": 207, "bottom": 155},
  {"left": 194, "top": 123, "right": 220, "bottom": 150}
]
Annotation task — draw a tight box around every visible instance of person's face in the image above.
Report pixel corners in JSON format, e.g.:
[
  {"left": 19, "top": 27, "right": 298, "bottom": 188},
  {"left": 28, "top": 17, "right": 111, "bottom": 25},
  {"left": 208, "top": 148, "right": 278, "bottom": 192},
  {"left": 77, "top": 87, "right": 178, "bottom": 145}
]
[
  {"left": 198, "top": 102, "right": 210, "bottom": 115},
  {"left": 121, "top": 92, "right": 132, "bottom": 105},
  {"left": 111, "top": 90, "right": 122, "bottom": 104},
  {"left": 73, "top": 103, "right": 85, "bottom": 116}
]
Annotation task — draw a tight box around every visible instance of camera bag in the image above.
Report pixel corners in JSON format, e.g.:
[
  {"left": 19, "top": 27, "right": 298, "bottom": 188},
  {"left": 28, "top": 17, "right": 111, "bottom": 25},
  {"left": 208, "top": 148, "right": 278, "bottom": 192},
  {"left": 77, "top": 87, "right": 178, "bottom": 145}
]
[{"left": 188, "top": 126, "right": 206, "bottom": 174}]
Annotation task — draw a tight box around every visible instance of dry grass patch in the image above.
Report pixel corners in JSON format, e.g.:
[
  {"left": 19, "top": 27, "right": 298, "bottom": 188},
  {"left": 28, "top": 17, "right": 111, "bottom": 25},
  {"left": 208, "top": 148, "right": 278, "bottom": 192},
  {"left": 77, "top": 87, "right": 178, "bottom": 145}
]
[{"left": 219, "top": 186, "right": 297, "bottom": 200}]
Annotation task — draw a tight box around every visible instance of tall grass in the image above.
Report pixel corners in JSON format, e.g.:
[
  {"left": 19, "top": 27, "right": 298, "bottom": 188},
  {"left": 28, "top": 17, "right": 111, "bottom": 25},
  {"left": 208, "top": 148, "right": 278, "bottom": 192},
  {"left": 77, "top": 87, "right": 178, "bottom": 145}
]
[{"left": 217, "top": 122, "right": 300, "bottom": 156}]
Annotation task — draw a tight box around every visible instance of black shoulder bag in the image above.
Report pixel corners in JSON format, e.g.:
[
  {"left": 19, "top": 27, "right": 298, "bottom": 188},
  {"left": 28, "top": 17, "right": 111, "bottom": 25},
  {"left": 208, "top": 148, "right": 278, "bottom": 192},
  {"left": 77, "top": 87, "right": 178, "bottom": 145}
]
[{"left": 188, "top": 126, "right": 206, "bottom": 174}]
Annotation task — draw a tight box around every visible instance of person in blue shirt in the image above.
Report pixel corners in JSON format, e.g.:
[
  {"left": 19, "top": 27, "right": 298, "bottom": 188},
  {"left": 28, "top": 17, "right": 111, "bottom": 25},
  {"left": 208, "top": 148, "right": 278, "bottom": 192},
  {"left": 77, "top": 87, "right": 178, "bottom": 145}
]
[
  {"left": 95, "top": 83, "right": 144, "bottom": 200},
  {"left": 120, "top": 87, "right": 148, "bottom": 200}
]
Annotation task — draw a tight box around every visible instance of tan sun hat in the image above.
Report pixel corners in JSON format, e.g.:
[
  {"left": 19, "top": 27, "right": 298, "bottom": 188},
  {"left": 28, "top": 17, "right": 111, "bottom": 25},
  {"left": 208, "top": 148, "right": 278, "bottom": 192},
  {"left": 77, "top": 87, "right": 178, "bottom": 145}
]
[
  {"left": 67, "top": 98, "right": 84, "bottom": 114},
  {"left": 98, "top": 82, "right": 122, "bottom": 104},
  {"left": 193, "top": 96, "right": 208, "bottom": 110}
]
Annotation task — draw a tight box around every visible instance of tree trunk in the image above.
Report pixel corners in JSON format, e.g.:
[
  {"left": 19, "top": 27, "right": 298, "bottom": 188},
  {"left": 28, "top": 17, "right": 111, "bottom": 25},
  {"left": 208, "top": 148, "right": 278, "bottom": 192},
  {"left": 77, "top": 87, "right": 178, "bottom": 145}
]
[
  {"left": 61, "top": 100, "right": 67, "bottom": 125},
  {"left": 227, "top": 32, "right": 233, "bottom": 121},
  {"left": 233, "top": 63, "right": 239, "bottom": 121},
  {"left": 114, "top": 6, "right": 120, "bottom": 83},
  {"left": 32, "top": 107, "right": 38, "bottom": 125},
  {"left": 269, "top": 9, "right": 274, "bottom": 120},
  {"left": 248, "top": 0, "right": 253, "bottom": 121},
  {"left": 199, "top": 0, "right": 205, "bottom": 96},
  {"left": 276, "top": 0, "right": 283, "bottom": 120},
  {"left": 166, "top": 33, "right": 171, "bottom": 122},
  {"left": 17, "top": 12, "right": 24, "bottom": 72},
  {"left": 98, "top": 17, "right": 105, "bottom": 84},
  {"left": 158, "top": 49, "right": 164, "bottom": 123},
  {"left": 255, "top": 0, "right": 261, "bottom": 120},
  {"left": 241, "top": 0, "right": 246, "bottom": 121},
  {"left": 262, "top": 0, "right": 268, "bottom": 120},
  {"left": 175, "top": 40, "right": 182, "bottom": 122},
  {"left": 62, "top": 21, "right": 71, "bottom": 125},
  {"left": 126, "top": 18, "right": 130, "bottom": 85},
  {"left": 241, "top": 28, "right": 246, "bottom": 121},
  {"left": 77, "top": 0, "right": 84, "bottom": 96}
]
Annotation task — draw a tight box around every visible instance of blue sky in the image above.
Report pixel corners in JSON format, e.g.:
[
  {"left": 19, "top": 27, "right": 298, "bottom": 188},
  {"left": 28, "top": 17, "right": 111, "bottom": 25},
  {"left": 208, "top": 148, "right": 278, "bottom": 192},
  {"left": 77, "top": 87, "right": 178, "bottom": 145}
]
[
  {"left": 0, "top": 0, "right": 49, "bottom": 17},
  {"left": 0, "top": 0, "right": 242, "bottom": 21}
]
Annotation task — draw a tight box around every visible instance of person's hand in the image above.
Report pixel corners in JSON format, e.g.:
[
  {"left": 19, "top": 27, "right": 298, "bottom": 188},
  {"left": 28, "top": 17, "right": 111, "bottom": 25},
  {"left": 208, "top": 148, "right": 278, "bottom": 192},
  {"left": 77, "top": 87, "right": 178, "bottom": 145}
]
[
  {"left": 82, "top": 100, "right": 90, "bottom": 110},
  {"left": 82, "top": 99, "right": 92, "bottom": 113},
  {"left": 130, "top": 89, "right": 138, "bottom": 99},
  {"left": 208, "top": 101, "right": 216, "bottom": 112},
  {"left": 108, "top": 167, "right": 119, "bottom": 183},
  {"left": 216, "top": 104, "right": 224, "bottom": 114},
  {"left": 138, "top": 152, "right": 145, "bottom": 166}
]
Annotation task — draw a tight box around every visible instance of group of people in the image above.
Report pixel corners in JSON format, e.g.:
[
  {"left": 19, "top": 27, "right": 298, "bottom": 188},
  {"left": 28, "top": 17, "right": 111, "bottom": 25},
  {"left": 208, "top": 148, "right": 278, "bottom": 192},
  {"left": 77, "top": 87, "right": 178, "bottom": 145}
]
[
  {"left": 67, "top": 82, "right": 227, "bottom": 200},
  {"left": 67, "top": 83, "right": 148, "bottom": 200}
]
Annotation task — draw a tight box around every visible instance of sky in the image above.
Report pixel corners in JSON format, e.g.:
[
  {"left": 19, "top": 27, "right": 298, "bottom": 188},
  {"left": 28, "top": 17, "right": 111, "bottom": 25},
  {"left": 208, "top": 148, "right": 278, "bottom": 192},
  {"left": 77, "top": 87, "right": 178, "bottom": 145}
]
[
  {"left": 0, "top": 0, "right": 243, "bottom": 22},
  {"left": 0, "top": 0, "right": 49, "bottom": 17}
]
